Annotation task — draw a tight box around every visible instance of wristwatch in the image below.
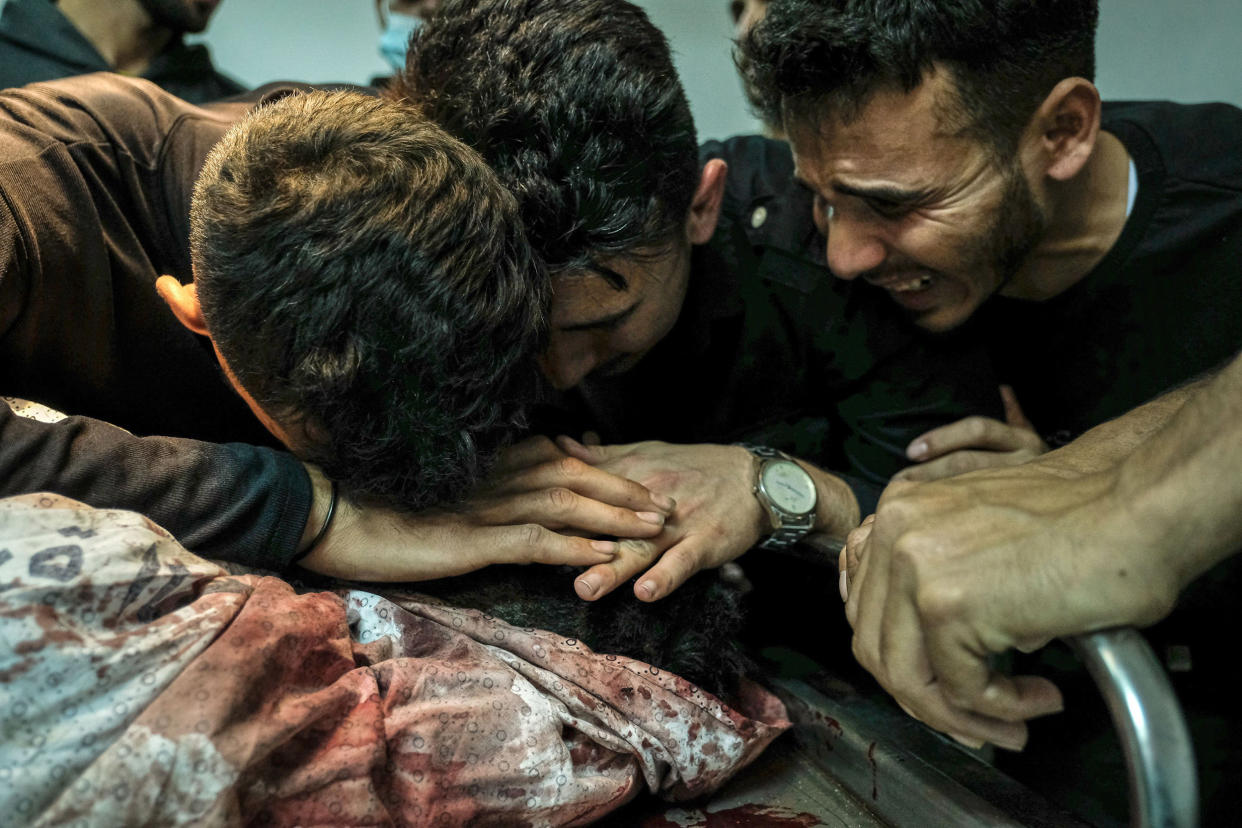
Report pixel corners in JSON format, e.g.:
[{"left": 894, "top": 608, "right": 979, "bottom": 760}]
[{"left": 738, "top": 444, "right": 818, "bottom": 550}]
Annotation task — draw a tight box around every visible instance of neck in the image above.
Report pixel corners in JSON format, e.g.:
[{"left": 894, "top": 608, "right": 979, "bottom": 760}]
[
  {"left": 1003, "top": 130, "right": 1132, "bottom": 301},
  {"left": 58, "top": 0, "right": 173, "bottom": 75}
]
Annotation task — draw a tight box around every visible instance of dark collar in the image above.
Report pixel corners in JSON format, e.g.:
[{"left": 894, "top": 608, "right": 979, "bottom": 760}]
[{"left": 0, "top": 0, "right": 108, "bottom": 71}]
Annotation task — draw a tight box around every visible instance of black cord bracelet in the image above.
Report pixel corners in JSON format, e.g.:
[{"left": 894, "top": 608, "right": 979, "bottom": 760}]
[{"left": 293, "top": 479, "right": 338, "bottom": 564}]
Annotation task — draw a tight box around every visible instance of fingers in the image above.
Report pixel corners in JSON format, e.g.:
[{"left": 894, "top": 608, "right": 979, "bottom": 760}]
[
  {"left": 906, "top": 416, "right": 1046, "bottom": 462},
  {"left": 999, "top": 384, "right": 1035, "bottom": 431},
  {"left": 494, "top": 523, "right": 620, "bottom": 568},
  {"left": 631, "top": 535, "right": 718, "bottom": 601},
  {"left": 923, "top": 619, "right": 1065, "bottom": 723},
  {"left": 841, "top": 514, "right": 874, "bottom": 601},
  {"left": 574, "top": 538, "right": 664, "bottom": 601},
  {"left": 555, "top": 434, "right": 611, "bottom": 464},
  {"left": 893, "top": 449, "right": 1032, "bottom": 482},
  {"left": 470, "top": 484, "right": 668, "bottom": 538},
  {"left": 492, "top": 435, "right": 565, "bottom": 473},
  {"left": 485, "top": 452, "right": 674, "bottom": 512}
]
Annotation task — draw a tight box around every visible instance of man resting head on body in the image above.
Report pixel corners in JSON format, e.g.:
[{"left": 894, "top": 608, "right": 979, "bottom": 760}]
[
  {"left": 156, "top": 89, "right": 559, "bottom": 560},
  {"left": 386, "top": 0, "right": 862, "bottom": 619}
]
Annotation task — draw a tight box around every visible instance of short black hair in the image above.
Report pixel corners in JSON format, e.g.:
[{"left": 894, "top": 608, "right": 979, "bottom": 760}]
[
  {"left": 388, "top": 0, "right": 699, "bottom": 284},
  {"left": 741, "top": 0, "right": 1099, "bottom": 157},
  {"left": 191, "top": 90, "right": 546, "bottom": 510}
]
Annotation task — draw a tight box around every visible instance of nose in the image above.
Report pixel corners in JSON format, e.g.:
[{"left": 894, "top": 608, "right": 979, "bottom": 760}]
[
  {"left": 825, "top": 214, "right": 887, "bottom": 281},
  {"left": 538, "top": 341, "right": 600, "bottom": 391}
]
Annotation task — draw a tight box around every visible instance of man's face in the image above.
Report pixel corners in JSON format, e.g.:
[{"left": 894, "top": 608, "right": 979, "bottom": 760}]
[
  {"left": 138, "top": 0, "right": 221, "bottom": 33},
  {"left": 539, "top": 243, "right": 691, "bottom": 390},
  {"left": 790, "top": 71, "right": 1047, "bottom": 332}
]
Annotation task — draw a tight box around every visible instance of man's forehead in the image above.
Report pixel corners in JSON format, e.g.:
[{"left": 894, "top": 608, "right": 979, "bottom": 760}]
[{"left": 790, "top": 75, "right": 971, "bottom": 190}]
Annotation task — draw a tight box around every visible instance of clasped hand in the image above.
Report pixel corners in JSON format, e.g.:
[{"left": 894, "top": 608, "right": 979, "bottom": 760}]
[
  {"left": 841, "top": 457, "right": 1176, "bottom": 750},
  {"left": 297, "top": 435, "right": 675, "bottom": 582},
  {"left": 555, "top": 437, "right": 766, "bottom": 602}
]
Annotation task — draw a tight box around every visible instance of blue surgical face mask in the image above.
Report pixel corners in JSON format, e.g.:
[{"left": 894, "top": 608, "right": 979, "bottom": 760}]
[{"left": 379, "top": 11, "right": 423, "bottom": 72}]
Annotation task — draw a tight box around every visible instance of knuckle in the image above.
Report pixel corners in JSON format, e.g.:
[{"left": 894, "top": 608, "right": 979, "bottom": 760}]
[
  {"left": 619, "top": 539, "right": 659, "bottom": 561},
  {"left": 964, "top": 416, "right": 991, "bottom": 442},
  {"left": 914, "top": 580, "right": 966, "bottom": 626},
  {"left": 517, "top": 523, "right": 548, "bottom": 552},
  {"left": 940, "top": 683, "right": 974, "bottom": 710},
  {"left": 877, "top": 496, "right": 917, "bottom": 528},
  {"left": 555, "top": 455, "right": 586, "bottom": 479},
  {"left": 546, "top": 486, "right": 576, "bottom": 512}
]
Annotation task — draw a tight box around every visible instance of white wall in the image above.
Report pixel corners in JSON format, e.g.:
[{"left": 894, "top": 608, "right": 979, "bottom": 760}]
[
  {"left": 5, "top": 0, "right": 1238, "bottom": 140},
  {"left": 1095, "top": 0, "right": 1242, "bottom": 106}
]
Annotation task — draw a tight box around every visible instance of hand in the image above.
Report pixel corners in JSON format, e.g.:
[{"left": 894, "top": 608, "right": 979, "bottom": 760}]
[
  {"left": 893, "top": 385, "right": 1048, "bottom": 482},
  {"left": 466, "top": 435, "right": 675, "bottom": 538},
  {"left": 556, "top": 437, "right": 767, "bottom": 602},
  {"left": 841, "top": 460, "right": 1179, "bottom": 751},
  {"left": 296, "top": 436, "right": 676, "bottom": 582}
]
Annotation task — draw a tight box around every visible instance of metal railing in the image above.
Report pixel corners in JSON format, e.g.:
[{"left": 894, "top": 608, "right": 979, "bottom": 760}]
[{"left": 1068, "top": 629, "right": 1198, "bottom": 828}]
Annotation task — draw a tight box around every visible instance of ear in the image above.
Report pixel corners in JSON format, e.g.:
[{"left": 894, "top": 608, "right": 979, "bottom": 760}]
[
  {"left": 685, "top": 158, "right": 728, "bottom": 246},
  {"left": 155, "top": 275, "right": 210, "bottom": 337},
  {"left": 1024, "top": 77, "right": 1101, "bottom": 183}
]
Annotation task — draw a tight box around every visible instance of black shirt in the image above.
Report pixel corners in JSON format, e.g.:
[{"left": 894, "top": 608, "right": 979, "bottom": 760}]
[{"left": 981, "top": 100, "right": 1242, "bottom": 442}]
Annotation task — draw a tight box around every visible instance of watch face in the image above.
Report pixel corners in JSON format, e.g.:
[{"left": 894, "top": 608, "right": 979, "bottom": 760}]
[{"left": 760, "top": 460, "right": 817, "bottom": 514}]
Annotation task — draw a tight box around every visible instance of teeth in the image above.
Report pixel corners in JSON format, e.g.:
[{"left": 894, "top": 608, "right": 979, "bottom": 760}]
[{"left": 892, "top": 275, "right": 933, "bottom": 292}]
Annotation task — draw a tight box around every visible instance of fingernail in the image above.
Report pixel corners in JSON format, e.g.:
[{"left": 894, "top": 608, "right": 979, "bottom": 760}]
[
  {"left": 839, "top": 569, "right": 849, "bottom": 602},
  {"left": 636, "top": 580, "right": 656, "bottom": 600},
  {"left": 651, "top": 493, "right": 676, "bottom": 512},
  {"left": 950, "top": 733, "right": 985, "bottom": 750},
  {"left": 590, "top": 540, "right": 617, "bottom": 556},
  {"left": 636, "top": 511, "right": 664, "bottom": 525},
  {"left": 575, "top": 576, "right": 599, "bottom": 599},
  {"left": 907, "top": 440, "right": 928, "bottom": 460}
]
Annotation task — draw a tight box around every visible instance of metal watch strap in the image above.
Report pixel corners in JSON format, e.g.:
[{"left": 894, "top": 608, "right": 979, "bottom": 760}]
[{"left": 737, "top": 443, "right": 817, "bottom": 550}]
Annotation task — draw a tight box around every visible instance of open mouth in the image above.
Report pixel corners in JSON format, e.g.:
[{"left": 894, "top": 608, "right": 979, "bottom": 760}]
[
  {"left": 867, "top": 273, "right": 935, "bottom": 294},
  {"left": 889, "top": 275, "right": 934, "bottom": 293}
]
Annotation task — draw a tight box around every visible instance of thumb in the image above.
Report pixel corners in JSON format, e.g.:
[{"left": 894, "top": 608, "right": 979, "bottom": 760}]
[{"left": 999, "top": 385, "right": 1035, "bottom": 431}]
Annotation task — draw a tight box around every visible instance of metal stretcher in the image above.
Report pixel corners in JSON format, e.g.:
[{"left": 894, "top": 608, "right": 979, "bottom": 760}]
[{"left": 603, "top": 628, "right": 1197, "bottom": 828}]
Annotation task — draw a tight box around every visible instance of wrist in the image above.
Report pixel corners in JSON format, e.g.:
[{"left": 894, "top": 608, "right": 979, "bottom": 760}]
[
  {"left": 1059, "top": 470, "right": 1181, "bottom": 629},
  {"left": 801, "top": 461, "right": 860, "bottom": 541},
  {"left": 297, "top": 463, "right": 334, "bottom": 556}
]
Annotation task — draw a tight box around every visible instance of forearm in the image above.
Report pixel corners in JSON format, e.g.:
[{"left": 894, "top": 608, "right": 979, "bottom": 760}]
[
  {"left": 0, "top": 400, "right": 312, "bottom": 568},
  {"left": 1039, "top": 378, "right": 1204, "bottom": 475},
  {"left": 1108, "top": 354, "right": 1242, "bottom": 591}
]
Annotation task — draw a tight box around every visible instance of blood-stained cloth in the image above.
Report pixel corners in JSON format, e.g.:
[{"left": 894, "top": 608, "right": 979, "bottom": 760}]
[{"left": 0, "top": 494, "right": 787, "bottom": 826}]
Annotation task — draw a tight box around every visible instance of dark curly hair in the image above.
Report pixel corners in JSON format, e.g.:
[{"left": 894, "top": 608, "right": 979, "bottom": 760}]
[
  {"left": 387, "top": 0, "right": 699, "bottom": 285},
  {"left": 741, "top": 0, "right": 1099, "bottom": 157},
  {"left": 191, "top": 90, "right": 546, "bottom": 511}
]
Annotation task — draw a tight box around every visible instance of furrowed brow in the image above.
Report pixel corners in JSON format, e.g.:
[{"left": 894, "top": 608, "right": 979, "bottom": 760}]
[{"left": 833, "top": 181, "right": 932, "bottom": 204}]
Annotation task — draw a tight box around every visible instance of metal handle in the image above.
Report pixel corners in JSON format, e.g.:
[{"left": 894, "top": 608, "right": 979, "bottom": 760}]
[{"left": 1068, "top": 628, "right": 1198, "bottom": 828}]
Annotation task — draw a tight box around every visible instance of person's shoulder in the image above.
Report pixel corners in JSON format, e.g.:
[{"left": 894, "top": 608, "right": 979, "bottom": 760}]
[{"left": 1103, "top": 100, "right": 1242, "bottom": 186}]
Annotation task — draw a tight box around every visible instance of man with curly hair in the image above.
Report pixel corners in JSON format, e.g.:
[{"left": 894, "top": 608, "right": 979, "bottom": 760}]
[{"left": 0, "top": 74, "right": 618, "bottom": 581}]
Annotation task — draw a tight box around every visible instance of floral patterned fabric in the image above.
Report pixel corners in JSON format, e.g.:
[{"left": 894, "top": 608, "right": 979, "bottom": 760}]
[{"left": 0, "top": 494, "right": 788, "bottom": 826}]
